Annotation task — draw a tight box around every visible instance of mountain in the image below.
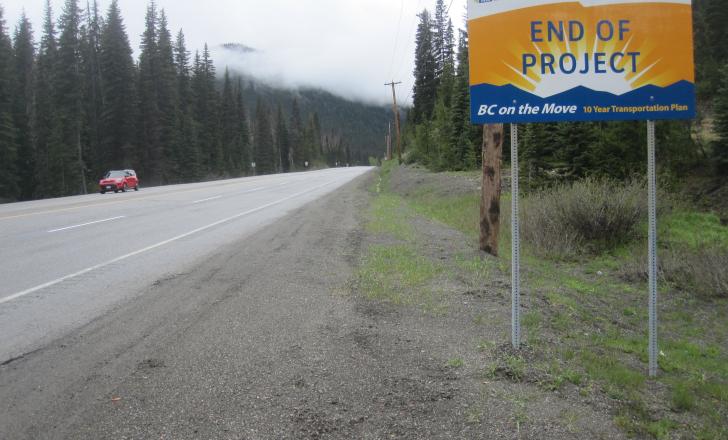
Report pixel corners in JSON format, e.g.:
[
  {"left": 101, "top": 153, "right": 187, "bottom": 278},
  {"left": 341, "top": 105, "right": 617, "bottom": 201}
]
[{"left": 218, "top": 43, "right": 391, "bottom": 164}]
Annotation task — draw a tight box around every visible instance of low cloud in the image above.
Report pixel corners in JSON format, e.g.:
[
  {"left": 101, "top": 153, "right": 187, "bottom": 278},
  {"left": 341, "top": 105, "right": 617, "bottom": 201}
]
[{"left": 6, "top": 0, "right": 468, "bottom": 105}]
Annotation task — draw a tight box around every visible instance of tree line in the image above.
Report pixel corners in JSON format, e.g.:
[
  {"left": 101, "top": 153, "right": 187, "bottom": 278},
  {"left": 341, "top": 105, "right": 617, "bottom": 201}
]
[
  {"left": 404, "top": 0, "right": 728, "bottom": 186},
  {"left": 0, "top": 0, "right": 350, "bottom": 202}
]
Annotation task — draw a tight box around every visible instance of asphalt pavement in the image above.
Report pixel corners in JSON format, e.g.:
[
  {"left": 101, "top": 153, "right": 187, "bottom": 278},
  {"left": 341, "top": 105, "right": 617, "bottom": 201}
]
[{"left": 0, "top": 168, "right": 371, "bottom": 364}]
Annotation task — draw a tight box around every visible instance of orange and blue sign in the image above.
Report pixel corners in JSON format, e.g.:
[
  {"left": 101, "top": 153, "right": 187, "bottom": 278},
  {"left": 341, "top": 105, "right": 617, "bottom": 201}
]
[{"left": 467, "top": 0, "right": 696, "bottom": 123}]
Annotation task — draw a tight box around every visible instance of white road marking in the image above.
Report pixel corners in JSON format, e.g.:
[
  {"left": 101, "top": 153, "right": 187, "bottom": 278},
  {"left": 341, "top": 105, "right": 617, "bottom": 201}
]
[
  {"left": 0, "top": 174, "right": 293, "bottom": 221},
  {"left": 240, "top": 187, "right": 266, "bottom": 195},
  {"left": 191, "top": 196, "right": 222, "bottom": 204},
  {"left": 48, "top": 216, "right": 126, "bottom": 233},
  {"left": 0, "top": 180, "right": 338, "bottom": 306}
]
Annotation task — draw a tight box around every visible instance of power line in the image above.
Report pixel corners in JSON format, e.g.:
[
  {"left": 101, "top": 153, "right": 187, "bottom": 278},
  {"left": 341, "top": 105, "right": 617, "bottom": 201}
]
[
  {"left": 388, "top": 0, "right": 405, "bottom": 79},
  {"left": 445, "top": 0, "right": 456, "bottom": 14},
  {"left": 394, "top": 0, "right": 424, "bottom": 82}
]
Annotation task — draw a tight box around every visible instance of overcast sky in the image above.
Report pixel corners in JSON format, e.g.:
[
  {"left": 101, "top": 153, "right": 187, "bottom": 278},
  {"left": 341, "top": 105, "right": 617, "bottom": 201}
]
[{"left": 4, "top": 0, "right": 468, "bottom": 106}]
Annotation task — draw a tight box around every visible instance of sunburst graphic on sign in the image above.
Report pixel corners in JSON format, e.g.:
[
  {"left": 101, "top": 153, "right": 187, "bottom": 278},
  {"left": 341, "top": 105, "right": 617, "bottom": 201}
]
[
  {"left": 468, "top": 1, "right": 695, "bottom": 98},
  {"left": 503, "top": 33, "right": 662, "bottom": 98}
]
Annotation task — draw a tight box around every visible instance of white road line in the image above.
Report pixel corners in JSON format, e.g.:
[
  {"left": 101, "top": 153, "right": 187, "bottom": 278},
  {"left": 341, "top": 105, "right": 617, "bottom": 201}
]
[
  {"left": 48, "top": 216, "right": 126, "bottom": 233},
  {"left": 192, "top": 196, "right": 222, "bottom": 204},
  {"left": 0, "top": 179, "right": 338, "bottom": 306},
  {"left": 240, "top": 187, "right": 266, "bottom": 195}
]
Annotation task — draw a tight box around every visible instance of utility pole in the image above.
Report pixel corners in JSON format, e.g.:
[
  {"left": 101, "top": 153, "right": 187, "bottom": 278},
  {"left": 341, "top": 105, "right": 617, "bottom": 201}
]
[
  {"left": 386, "top": 122, "right": 392, "bottom": 161},
  {"left": 384, "top": 81, "right": 402, "bottom": 162}
]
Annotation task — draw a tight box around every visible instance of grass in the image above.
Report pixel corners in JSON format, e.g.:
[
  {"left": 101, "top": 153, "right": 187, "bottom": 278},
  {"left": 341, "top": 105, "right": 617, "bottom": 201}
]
[
  {"left": 363, "top": 163, "right": 728, "bottom": 439},
  {"left": 407, "top": 192, "right": 481, "bottom": 241},
  {"left": 358, "top": 244, "right": 442, "bottom": 306},
  {"left": 661, "top": 211, "right": 728, "bottom": 250},
  {"left": 447, "top": 358, "right": 465, "bottom": 368},
  {"left": 357, "top": 160, "right": 448, "bottom": 312},
  {"left": 366, "top": 193, "right": 414, "bottom": 241}
]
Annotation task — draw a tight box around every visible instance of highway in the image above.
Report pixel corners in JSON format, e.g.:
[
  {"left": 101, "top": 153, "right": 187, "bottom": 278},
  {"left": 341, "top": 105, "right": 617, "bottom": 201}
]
[{"left": 0, "top": 167, "right": 371, "bottom": 365}]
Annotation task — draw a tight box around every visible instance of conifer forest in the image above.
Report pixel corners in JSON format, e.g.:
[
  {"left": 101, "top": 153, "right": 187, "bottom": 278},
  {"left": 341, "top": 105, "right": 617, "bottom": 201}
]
[
  {"left": 405, "top": 0, "right": 728, "bottom": 187},
  {"left": 0, "top": 0, "right": 387, "bottom": 202}
]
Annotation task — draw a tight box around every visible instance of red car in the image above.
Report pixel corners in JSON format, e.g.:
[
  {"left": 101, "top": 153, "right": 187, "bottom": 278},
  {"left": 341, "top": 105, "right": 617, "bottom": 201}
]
[{"left": 99, "top": 170, "right": 139, "bottom": 194}]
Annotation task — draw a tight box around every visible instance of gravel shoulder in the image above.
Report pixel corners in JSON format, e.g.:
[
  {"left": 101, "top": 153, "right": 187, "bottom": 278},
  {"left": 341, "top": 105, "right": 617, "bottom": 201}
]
[{"left": 1, "top": 169, "right": 623, "bottom": 439}]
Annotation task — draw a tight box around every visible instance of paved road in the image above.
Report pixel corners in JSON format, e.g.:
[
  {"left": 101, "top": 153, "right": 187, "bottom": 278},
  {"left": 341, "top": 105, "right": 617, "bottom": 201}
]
[{"left": 0, "top": 168, "right": 371, "bottom": 364}]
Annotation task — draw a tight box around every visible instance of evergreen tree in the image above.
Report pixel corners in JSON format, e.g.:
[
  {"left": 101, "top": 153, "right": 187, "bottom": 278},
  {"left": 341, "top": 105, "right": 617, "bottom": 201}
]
[
  {"left": 706, "top": 0, "right": 728, "bottom": 66},
  {"left": 34, "top": 0, "right": 63, "bottom": 198},
  {"left": 235, "top": 78, "right": 251, "bottom": 175},
  {"left": 556, "top": 122, "right": 597, "bottom": 178},
  {"left": 155, "top": 11, "right": 179, "bottom": 182},
  {"left": 99, "top": 0, "right": 136, "bottom": 172},
  {"left": 450, "top": 29, "right": 479, "bottom": 169},
  {"left": 289, "top": 97, "right": 304, "bottom": 168},
  {"left": 432, "top": 0, "right": 447, "bottom": 78},
  {"left": 137, "top": 1, "right": 162, "bottom": 183},
  {"left": 412, "top": 9, "right": 437, "bottom": 124},
  {"left": 311, "top": 112, "right": 322, "bottom": 160},
  {"left": 443, "top": 19, "right": 454, "bottom": 70},
  {"left": 254, "top": 98, "right": 275, "bottom": 174},
  {"left": 13, "top": 13, "right": 35, "bottom": 200},
  {"left": 276, "top": 103, "right": 291, "bottom": 173},
  {"left": 302, "top": 117, "right": 314, "bottom": 166},
  {"left": 57, "top": 0, "right": 86, "bottom": 194},
  {"left": 174, "top": 29, "right": 199, "bottom": 180},
  {"left": 714, "top": 63, "right": 728, "bottom": 175},
  {"left": 191, "top": 44, "right": 221, "bottom": 175},
  {"left": 0, "top": 6, "right": 18, "bottom": 200},
  {"left": 80, "top": 0, "right": 103, "bottom": 180},
  {"left": 220, "top": 68, "right": 238, "bottom": 175}
]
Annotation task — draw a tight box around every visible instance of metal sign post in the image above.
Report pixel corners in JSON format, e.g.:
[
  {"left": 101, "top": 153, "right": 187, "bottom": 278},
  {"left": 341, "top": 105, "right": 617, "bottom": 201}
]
[
  {"left": 467, "top": 1, "right": 695, "bottom": 370},
  {"left": 511, "top": 124, "right": 521, "bottom": 349},
  {"left": 647, "top": 120, "right": 659, "bottom": 377}
]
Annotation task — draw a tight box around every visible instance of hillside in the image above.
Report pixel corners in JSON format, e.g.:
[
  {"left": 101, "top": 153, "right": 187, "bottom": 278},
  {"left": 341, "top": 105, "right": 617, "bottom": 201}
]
[{"left": 219, "top": 44, "right": 392, "bottom": 164}]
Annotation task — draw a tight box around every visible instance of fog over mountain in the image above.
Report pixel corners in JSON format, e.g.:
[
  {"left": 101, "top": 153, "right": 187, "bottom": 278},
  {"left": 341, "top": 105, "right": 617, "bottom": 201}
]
[{"left": 5, "top": 0, "right": 467, "bottom": 106}]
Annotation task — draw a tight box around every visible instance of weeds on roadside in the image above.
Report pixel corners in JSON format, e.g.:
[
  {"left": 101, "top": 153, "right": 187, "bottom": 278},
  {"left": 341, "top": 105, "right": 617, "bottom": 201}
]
[{"left": 521, "top": 178, "right": 648, "bottom": 258}]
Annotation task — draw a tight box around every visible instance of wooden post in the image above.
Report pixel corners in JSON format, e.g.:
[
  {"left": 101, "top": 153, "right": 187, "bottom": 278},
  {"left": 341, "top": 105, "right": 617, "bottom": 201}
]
[
  {"left": 384, "top": 81, "right": 402, "bottom": 162},
  {"left": 387, "top": 122, "right": 392, "bottom": 161},
  {"left": 480, "top": 124, "right": 504, "bottom": 256}
]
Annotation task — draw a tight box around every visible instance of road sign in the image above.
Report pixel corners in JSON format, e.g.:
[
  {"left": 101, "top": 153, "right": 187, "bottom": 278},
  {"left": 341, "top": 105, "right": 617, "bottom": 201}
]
[{"left": 468, "top": 0, "right": 696, "bottom": 123}]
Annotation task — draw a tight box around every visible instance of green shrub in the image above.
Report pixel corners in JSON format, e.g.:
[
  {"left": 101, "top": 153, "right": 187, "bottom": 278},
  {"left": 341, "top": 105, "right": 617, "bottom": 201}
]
[
  {"left": 521, "top": 178, "right": 647, "bottom": 258},
  {"left": 621, "top": 244, "right": 728, "bottom": 298}
]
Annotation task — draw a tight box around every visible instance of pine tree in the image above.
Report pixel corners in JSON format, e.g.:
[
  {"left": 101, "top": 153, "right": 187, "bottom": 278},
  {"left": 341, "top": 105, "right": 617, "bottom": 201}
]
[
  {"left": 235, "top": 78, "right": 251, "bottom": 174},
  {"left": 432, "top": 0, "right": 447, "bottom": 78},
  {"left": 443, "top": 19, "right": 454, "bottom": 70},
  {"left": 254, "top": 98, "right": 275, "bottom": 174},
  {"left": 80, "top": 0, "right": 103, "bottom": 181},
  {"left": 57, "top": 0, "right": 86, "bottom": 194},
  {"left": 450, "top": 29, "right": 480, "bottom": 169},
  {"left": 13, "top": 13, "right": 35, "bottom": 200},
  {"left": 191, "top": 44, "right": 221, "bottom": 176},
  {"left": 0, "top": 6, "right": 19, "bottom": 200},
  {"left": 706, "top": 0, "right": 728, "bottom": 65},
  {"left": 311, "top": 112, "right": 322, "bottom": 160},
  {"left": 412, "top": 9, "right": 437, "bottom": 124},
  {"left": 275, "top": 103, "right": 290, "bottom": 173},
  {"left": 99, "top": 0, "right": 136, "bottom": 172},
  {"left": 289, "top": 97, "right": 304, "bottom": 168},
  {"left": 174, "top": 29, "right": 199, "bottom": 181},
  {"left": 220, "top": 68, "right": 238, "bottom": 175},
  {"left": 714, "top": 63, "right": 728, "bottom": 175},
  {"left": 34, "top": 0, "right": 63, "bottom": 198},
  {"left": 156, "top": 10, "right": 179, "bottom": 182},
  {"left": 556, "top": 122, "right": 597, "bottom": 178},
  {"left": 137, "top": 1, "right": 162, "bottom": 183}
]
